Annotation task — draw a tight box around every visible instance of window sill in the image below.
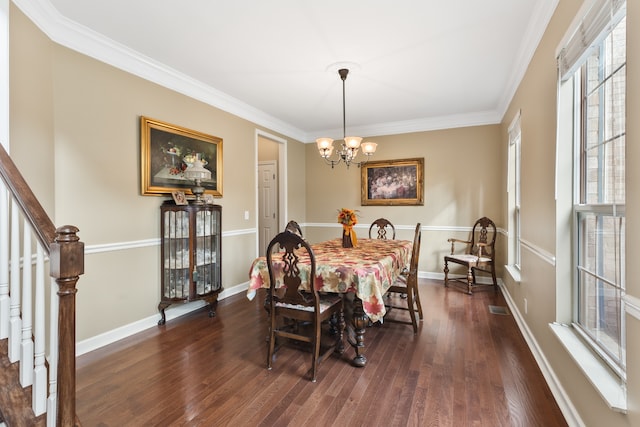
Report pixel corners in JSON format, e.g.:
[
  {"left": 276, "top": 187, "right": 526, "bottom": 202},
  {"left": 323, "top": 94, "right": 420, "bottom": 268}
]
[
  {"left": 549, "top": 322, "right": 627, "bottom": 413},
  {"left": 505, "top": 264, "right": 521, "bottom": 283}
]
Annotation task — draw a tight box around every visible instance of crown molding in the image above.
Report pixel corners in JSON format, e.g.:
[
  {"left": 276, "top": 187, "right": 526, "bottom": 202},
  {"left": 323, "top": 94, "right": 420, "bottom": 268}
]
[
  {"left": 307, "top": 110, "right": 502, "bottom": 142},
  {"left": 14, "top": 0, "right": 558, "bottom": 143},
  {"left": 496, "top": 0, "right": 560, "bottom": 120},
  {"left": 13, "top": 0, "right": 308, "bottom": 142}
]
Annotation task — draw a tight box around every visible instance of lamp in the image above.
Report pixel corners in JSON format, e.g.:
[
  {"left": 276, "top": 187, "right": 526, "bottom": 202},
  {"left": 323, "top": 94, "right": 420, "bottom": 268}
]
[
  {"left": 183, "top": 153, "right": 211, "bottom": 204},
  {"left": 316, "top": 68, "right": 377, "bottom": 168}
]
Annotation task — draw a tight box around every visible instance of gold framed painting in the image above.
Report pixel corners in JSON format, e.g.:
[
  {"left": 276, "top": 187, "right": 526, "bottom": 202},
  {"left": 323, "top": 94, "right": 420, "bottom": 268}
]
[
  {"left": 361, "top": 157, "right": 424, "bottom": 206},
  {"left": 140, "top": 116, "right": 223, "bottom": 197}
]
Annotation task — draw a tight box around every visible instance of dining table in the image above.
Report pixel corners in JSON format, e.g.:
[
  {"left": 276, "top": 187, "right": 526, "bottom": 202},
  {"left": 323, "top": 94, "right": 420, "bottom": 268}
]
[{"left": 247, "top": 237, "right": 412, "bottom": 367}]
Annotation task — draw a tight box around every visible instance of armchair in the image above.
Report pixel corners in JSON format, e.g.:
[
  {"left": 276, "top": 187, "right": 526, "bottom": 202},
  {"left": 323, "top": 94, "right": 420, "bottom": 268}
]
[{"left": 443, "top": 217, "right": 497, "bottom": 294}]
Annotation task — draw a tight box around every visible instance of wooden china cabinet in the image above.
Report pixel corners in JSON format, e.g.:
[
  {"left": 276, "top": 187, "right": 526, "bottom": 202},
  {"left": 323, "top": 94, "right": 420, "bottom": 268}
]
[{"left": 158, "top": 200, "right": 222, "bottom": 325}]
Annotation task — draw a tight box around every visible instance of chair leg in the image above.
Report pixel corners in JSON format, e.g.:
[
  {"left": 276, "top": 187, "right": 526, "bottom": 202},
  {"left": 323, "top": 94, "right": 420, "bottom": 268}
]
[
  {"left": 267, "top": 319, "right": 276, "bottom": 370},
  {"left": 491, "top": 268, "right": 498, "bottom": 292},
  {"left": 466, "top": 267, "right": 474, "bottom": 295},
  {"left": 413, "top": 282, "right": 423, "bottom": 320},
  {"left": 311, "top": 321, "right": 321, "bottom": 382},
  {"left": 444, "top": 260, "right": 449, "bottom": 287},
  {"left": 406, "top": 286, "right": 418, "bottom": 334}
]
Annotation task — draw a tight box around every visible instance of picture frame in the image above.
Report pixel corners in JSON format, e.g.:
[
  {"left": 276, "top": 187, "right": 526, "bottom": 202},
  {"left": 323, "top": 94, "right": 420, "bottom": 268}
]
[
  {"left": 140, "top": 116, "right": 223, "bottom": 197},
  {"left": 361, "top": 157, "right": 424, "bottom": 206},
  {"left": 171, "top": 191, "right": 188, "bottom": 205}
]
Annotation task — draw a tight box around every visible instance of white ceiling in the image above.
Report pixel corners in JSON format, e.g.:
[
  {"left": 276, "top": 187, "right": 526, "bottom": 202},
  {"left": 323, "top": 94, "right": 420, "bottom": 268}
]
[{"left": 18, "top": 1, "right": 557, "bottom": 142}]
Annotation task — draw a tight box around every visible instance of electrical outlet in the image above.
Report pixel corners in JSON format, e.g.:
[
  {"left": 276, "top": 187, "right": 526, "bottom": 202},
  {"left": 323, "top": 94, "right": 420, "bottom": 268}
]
[{"left": 524, "top": 298, "right": 528, "bottom": 314}]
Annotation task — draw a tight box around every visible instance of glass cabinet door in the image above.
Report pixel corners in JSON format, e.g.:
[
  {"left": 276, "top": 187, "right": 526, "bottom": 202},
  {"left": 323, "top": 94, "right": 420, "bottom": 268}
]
[
  {"left": 163, "top": 209, "right": 190, "bottom": 300},
  {"left": 194, "top": 208, "right": 221, "bottom": 296}
]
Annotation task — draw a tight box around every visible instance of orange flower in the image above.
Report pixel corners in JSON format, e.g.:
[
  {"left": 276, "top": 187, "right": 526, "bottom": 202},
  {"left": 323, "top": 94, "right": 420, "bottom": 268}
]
[{"left": 337, "top": 208, "right": 358, "bottom": 226}]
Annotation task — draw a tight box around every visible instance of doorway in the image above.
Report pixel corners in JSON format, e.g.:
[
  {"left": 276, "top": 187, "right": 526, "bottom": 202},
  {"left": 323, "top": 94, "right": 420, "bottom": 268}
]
[
  {"left": 258, "top": 161, "right": 278, "bottom": 255},
  {"left": 256, "top": 131, "right": 286, "bottom": 256}
]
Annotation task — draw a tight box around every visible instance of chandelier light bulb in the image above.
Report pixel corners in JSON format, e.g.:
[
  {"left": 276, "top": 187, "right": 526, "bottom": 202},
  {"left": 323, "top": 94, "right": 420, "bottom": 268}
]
[
  {"left": 316, "top": 138, "right": 334, "bottom": 150},
  {"left": 361, "top": 142, "right": 377, "bottom": 155},
  {"left": 344, "top": 136, "right": 362, "bottom": 149}
]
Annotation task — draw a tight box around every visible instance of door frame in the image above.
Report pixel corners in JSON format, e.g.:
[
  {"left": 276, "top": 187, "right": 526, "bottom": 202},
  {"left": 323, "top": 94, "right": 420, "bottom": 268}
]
[{"left": 255, "top": 129, "right": 287, "bottom": 256}]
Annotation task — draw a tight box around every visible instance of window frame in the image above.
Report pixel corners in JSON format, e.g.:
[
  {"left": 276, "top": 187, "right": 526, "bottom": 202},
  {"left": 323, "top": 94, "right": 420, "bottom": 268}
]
[
  {"left": 570, "top": 14, "right": 626, "bottom": 379},
  {"left": 507, "top": 112, "right": 522, "bottom": 272}
]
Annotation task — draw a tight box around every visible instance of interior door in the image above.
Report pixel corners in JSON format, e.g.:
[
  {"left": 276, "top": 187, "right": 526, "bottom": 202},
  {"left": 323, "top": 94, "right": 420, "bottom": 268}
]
[{"left": 258, "top": 161, "right": 278, "bottom": 255}]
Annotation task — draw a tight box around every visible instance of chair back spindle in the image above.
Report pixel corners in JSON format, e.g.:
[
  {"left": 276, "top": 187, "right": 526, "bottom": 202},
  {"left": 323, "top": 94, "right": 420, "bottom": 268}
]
[
  {"left": 284, "top": 220, "right": 303, "bottom": 238},
  {"left": 368, "top": 218, "right": 396, "bottom": 240}
]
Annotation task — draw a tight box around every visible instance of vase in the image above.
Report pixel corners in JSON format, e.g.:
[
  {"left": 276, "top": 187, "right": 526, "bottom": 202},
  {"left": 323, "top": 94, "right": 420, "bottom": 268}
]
[{"left": 342, "top": 229, "right": 353, "bottom": 248}]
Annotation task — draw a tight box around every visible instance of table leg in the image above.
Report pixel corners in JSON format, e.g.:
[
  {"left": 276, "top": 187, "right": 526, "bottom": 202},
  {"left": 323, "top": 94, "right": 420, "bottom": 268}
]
[
  {"left": 351, "top": 297, "right": 368, "bottom": 367},
  {"left": 343, "top": 293, "right": 367, "bottom": 367}
]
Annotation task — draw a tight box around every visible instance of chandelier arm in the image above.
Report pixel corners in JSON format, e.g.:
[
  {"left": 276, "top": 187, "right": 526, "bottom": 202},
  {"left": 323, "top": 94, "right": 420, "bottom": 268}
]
[{"left": 322, "top": 156, "right": 341, "bottom": 168}]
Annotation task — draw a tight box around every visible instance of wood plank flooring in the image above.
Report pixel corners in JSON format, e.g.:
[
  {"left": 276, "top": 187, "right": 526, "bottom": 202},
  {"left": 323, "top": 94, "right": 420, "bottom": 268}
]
[{"left": 75, "top": 279, "right": 568, "bottom": 426}]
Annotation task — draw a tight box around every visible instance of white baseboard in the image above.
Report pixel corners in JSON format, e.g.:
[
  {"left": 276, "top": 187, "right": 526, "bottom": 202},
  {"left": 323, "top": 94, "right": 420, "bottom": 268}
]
[{"left": 76, "top": 282, "right": 249, "bottom": 356}]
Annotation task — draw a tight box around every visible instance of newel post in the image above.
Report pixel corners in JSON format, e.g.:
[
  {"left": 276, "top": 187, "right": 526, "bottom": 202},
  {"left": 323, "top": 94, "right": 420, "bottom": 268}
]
[{"left": 49, "top": 225, "right": 84, "bottom": 427}]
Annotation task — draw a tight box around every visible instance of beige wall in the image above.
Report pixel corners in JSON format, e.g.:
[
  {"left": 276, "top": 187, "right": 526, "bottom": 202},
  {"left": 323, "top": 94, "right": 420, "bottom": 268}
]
[
  {"left": 8, "top": 5, "right": 307, "bottom": 340},
  {"left": 500, "top": 1, "right": 639, "bottom": 426},
  {"left": 258, "top": 135, "right": 279, "bottom": 161},
  {"left": 9, "top": 1, "right": 640, "bottom": 425},
  {"left": 9, "top": 6, "right": 55, "bottom": 214},
  {"left": 305, "top": 125, "right": 503, "bottom": 275}
]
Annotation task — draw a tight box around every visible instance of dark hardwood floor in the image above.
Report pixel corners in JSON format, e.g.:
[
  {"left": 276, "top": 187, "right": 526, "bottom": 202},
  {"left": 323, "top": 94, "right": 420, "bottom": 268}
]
[{"left": 75, "top": 279, "right": 568, "bottom": 426}]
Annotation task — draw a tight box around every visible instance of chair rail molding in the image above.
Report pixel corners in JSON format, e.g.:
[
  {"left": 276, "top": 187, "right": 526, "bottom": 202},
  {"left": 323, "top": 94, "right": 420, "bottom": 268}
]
[
  {"left": 520, "top": 237, "right": 556, "bottom": 266},
  {"left": 623, "top": 294, "right": 640, "bottom": 320}
]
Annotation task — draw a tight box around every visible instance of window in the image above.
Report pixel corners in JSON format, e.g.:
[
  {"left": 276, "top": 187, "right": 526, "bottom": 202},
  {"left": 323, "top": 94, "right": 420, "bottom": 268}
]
[
  {"left": 507, "top": 112, "right": 521, "bottom": 272},
  {"left": 575, "top": 15, "right": 626, "bottom": 375},
  {"left": 559, "top": 1, "right": 626, "bottom": 378}
]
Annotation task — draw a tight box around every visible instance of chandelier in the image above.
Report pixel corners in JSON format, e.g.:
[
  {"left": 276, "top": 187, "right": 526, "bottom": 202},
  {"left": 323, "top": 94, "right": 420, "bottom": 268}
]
[{"left": 316, "top": 68, "right": 377, "bottom": 168}]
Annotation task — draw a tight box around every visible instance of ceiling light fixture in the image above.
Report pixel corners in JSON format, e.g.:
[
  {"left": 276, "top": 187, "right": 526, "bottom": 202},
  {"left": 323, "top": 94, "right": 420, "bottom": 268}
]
[{"left": 316, "top": 68, "right": 377, "bottom": 168}]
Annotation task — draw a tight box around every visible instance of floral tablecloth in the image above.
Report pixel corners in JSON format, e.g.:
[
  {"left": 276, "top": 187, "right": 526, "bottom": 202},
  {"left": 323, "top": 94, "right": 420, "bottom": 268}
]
[{"left": 247, "top": 238, "right": 412, "bottom": 322}]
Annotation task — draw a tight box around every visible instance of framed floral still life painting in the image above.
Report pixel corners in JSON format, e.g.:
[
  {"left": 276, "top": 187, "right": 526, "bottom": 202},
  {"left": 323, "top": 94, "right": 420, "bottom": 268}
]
[
  {"left": 361, "top": 157, "right": 424, "bottom": 206},
  {"left": 140, "top": 116, "right": 223, "bottom": 197}
]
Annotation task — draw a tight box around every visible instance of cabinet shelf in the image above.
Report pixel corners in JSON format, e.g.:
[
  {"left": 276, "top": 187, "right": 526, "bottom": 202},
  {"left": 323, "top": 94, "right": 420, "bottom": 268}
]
[{"left": 158, "top": 200, "right": 222, "bottom": 325}]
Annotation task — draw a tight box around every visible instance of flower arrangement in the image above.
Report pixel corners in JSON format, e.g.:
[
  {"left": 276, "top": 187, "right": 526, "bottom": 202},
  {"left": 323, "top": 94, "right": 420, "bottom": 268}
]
[
  {"left": 338, "top": 208, "right": 358, "bottom": 247},
  {"left": 337, "top": 208, "right": 358, "bottom": 227}
]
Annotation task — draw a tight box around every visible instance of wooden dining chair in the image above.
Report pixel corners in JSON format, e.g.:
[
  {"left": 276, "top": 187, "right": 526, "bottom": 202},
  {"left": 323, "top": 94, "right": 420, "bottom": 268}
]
[
  {"left": 383, "top": 223, "right": 422, "bottom": 334},
  {"left": 284, "top": 220, "right": 303, "bottom": 237},
  {"left": 443, "top": 216, "right": 498, "bottom": 294},
  {"left": 368, "top": 218, "right": 396, "bottom": 239},
  {"left": 266, "top": 231, "right": 344, "bottom": 382}
]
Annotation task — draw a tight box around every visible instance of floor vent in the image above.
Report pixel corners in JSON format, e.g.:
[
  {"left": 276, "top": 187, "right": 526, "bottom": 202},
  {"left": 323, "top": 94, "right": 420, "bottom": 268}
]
[{"left": 488, "top": 305, "right": 509, "bottom": 315}]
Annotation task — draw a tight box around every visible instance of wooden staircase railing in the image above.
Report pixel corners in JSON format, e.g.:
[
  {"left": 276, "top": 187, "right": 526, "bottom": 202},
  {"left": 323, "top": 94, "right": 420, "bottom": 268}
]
[{"left": 0, "top": 143, "right": 83, "bottom": 427}]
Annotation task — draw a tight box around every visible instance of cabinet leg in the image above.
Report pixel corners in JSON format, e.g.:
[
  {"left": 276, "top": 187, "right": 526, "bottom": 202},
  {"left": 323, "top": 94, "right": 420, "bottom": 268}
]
[
  {"left": 206, "top": 294, "right": 219, "bottom": 318},
  {"left": 158, "top": 301, "right": 171, "bottom": 325}
]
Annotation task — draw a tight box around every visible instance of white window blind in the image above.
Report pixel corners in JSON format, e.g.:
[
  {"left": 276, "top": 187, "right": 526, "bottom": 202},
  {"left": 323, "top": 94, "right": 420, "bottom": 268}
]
[{"left": 557, "top": 0, "right": 626, "bottom": 81}]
